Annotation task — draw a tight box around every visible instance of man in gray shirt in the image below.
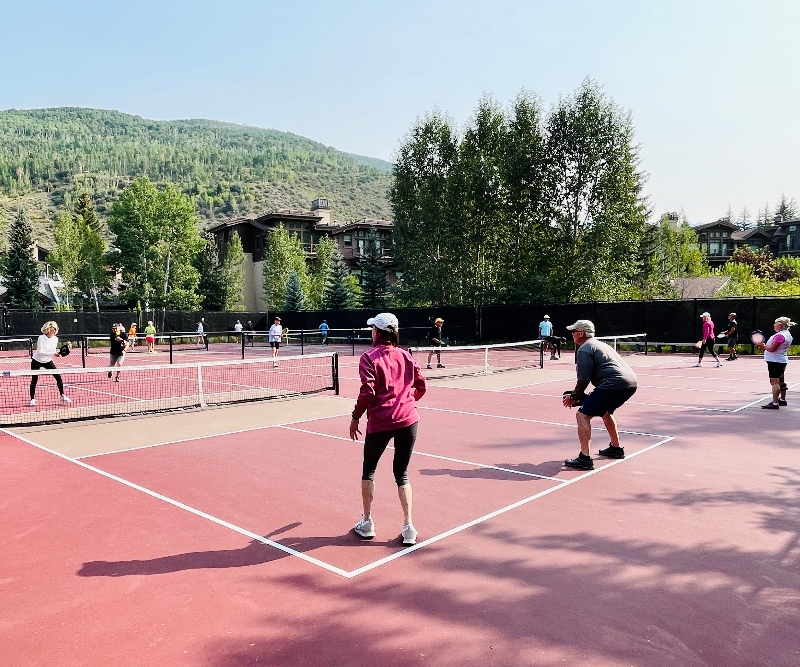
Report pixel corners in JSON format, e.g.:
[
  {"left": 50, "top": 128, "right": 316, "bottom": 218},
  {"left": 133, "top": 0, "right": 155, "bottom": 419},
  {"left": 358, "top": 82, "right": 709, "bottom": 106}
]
[{"left": 562, "top": 320, "right": 638, "bottom": 470}]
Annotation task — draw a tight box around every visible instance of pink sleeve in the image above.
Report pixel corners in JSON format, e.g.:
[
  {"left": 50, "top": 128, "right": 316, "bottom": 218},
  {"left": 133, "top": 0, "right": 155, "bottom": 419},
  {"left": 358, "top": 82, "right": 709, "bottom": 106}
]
[
  {"left": 352, "top": 354, "right": 376, "bottom": 419},
  {"left": 412, "top": 358, "right": 428, "bottom": 401},
  {"left": 773, "top": 334, "right": 785, "bottom": 345}
]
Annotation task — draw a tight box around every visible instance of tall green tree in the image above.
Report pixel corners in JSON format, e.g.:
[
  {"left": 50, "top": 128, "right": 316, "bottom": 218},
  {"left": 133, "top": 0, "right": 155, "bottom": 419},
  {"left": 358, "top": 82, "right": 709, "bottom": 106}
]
[
  {"left": 390, "top": 110, "right": 460, "bottom": 305},
  {"left": 284, "top": 267, "right": 306, "bottom": 311},
  {"left": 3, "top": 209, "right": 41, "bottom": 308},
  {"left": 48, "top": 210, "right": 83, "bottom": 307},
  {"left": 775, "top": 194, "right": 799, "bottom": 221},
  {"left": 323, "top": 247, "right": 358, "bottom": 310},
  {"left": 219, "top": 232, "right": 245, "bottom": 310},
  {"left": 194, "top": 234, "right": 224, "bottom": 310},
  {"left": 261, "top": 224, "right": 309, "bottom": 309},
  {"left": 109, "top": 177, "right": 203, "bottom": 310},
  {"left": 544, "top": 79, "right": 650, "bottom": 301},
  {"left": 359, "top": 228, "right": 388, "bottom": 309},
  {"left": 307, "top": 235, "right": 336, "bottom": 310},
  {"left": 74, "top": 192, "right": 101, "bottom": 234},
  {"left": 72, "top": 194, "right": 108, "bottom": 310}
]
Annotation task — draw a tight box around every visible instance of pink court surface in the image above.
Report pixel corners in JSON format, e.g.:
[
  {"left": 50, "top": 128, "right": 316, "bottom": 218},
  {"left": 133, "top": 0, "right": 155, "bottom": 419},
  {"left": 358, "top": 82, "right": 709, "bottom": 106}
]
[{"left": 2, "top": 350, "right": 799, "bottom": 666}]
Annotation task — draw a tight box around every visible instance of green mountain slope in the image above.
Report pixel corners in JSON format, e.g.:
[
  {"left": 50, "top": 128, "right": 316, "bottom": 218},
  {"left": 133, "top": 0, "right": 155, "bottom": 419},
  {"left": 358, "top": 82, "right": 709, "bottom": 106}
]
[{"left": 0, "top": 107, "right": 393, "bottom": 245}]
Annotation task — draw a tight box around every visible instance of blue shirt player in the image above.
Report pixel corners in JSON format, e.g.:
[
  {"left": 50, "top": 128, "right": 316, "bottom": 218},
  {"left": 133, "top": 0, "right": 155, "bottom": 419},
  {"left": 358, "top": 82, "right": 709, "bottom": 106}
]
[
  {"left": 539, "top": 314, "right": 554, "bottom": 358},
  {"left": 319, "top": 320, "right": 329, "bottom": 346}
]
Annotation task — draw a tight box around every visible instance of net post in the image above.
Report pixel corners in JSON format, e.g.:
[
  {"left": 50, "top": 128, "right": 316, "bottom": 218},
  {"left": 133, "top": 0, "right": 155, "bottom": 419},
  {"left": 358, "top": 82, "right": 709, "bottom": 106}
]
[
  {"left": 332, "top": 352, "right": 340, "bottom": 395},
  {"left": 539, "top": 340, "right": 544, "bottom": 369},
  {"left": 81, "top": 335, "right": 86, "bottom": 368},
  {"left": 484, "top": 346, "right": 489, "bottom": 374},
  {"left": 241, "top": 331, "right": 245, "bottom": 359},
  {"left": 169, "top": 335, "right": 173, "bottom": 365},
  {"left": 645, "top": 334, "right": 648, "bottom": 355},
  {"left": 351, "top": 329, "right": 355, "bottom": 356},
  {"left": 301, "top": 329, "right": 304, "bottom": 356},
  {"left": 197, "top": 364, "right": 207, "bottom": 408}
]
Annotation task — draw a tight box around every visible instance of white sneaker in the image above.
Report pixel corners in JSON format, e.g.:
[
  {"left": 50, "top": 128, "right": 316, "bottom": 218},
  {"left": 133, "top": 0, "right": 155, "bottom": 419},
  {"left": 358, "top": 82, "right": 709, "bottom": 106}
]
[
  {"left": 715, "top": 361, "right": 723, "bottom": 368},
  {"left": 29, "top": 398, "right": 36, "bottom": 407},
  {"left": 354, "top": 516, "right": 376, "bottom": 539},
  {"left": 402, "top": 524, "right": 418, "bottom": 546},
  {"left": 691, "top": 362, "right": 702, "bottom": 367},
  {"left": 61, "top": 395, "right": 72, "bottom": 404}
]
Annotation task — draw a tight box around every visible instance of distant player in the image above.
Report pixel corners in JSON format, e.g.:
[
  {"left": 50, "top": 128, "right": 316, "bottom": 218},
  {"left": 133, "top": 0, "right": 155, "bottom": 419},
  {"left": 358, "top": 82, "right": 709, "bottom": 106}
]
[
  {"left": 196, "top": 318, "right": 205, "bottom": 346},
  {"left": 145, "top": 320, "right": 157, "bottom": 353},
  {"left": 319, "top": 320, "right": 329, "bottom": 345},
  {"left": 693, "top": 312, "right": 722, "bottom": 368},
  {"left": 268, "top": 317, "right": 282, "bottom": 365},
  {"left": 721, "top": 312, "right": 738, "bottom": 361},
  {"left": 234, "top": 319, "right": 243, "bottom": 343},
  {"left": 539, "top": 315, "right": 555, "bottom": 360},
  {"left": 128, "top": 322, "right": 138, "bottom": 350},
  {"left": 426, "top": 317, "right": 445, "bottom": 369},
  {"left": 108, "top": 323, "right": 128, "bottom": 382}
]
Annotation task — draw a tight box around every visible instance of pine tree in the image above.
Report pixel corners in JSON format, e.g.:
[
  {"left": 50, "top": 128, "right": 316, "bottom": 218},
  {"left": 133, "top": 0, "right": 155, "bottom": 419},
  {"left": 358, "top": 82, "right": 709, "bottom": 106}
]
[
  {"left": 194, "top": 234, "right": 224, "bottom": 310},
  {"left": 360, "top": 228, "right": 388, "bottom": 308},
  {"left": 775, "top": 194, "right": 799, "bottom": 221},
  {"left": 284, "top": 267, "right": 306, "bottom": 311},
  {"left": 3, "top": 209, "right": 41, "bottom": 308},
  {"left": 219, "top": 232, "right": 245, "bottom": 310},
  {"left": 323, "top": 247, "right": 357, "bottom": 310},
  {"left": 75, "top": 192, "right": 101, "bottom": 234}
]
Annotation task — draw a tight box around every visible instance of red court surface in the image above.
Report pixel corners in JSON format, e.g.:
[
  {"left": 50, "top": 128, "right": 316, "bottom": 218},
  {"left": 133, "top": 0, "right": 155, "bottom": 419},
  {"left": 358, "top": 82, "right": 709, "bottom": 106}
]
[{"left": 2, "top": 353, "right": 799, "bottom": 666}]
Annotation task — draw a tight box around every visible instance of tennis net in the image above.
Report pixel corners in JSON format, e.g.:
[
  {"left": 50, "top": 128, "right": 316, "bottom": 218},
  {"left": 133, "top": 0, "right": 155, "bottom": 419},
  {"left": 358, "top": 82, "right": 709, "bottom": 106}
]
[
  {"left": 593, "top": 333, "right": 648, "bottom": 354},
  {"left": 408, "top": 340, "right": 544, "bottom": 378},
  {"left": 1, "top": 351, "right": 339, "bottom": 426},
  {"left": 84, "top": 332, "right": 209, "bottom": 362},
  {"left": 0, "top": 337, "right": 33, "bottom": 359}
]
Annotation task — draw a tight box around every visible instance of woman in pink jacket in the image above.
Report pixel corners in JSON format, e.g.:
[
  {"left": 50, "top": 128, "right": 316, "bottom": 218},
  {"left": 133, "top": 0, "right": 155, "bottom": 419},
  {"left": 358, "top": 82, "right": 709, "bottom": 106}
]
[
  {"left": 693, "top": 312, "right": 723, "bottom": 368},
  {"left": 349, "top": 313, "right": 427, "bottom": 546}
]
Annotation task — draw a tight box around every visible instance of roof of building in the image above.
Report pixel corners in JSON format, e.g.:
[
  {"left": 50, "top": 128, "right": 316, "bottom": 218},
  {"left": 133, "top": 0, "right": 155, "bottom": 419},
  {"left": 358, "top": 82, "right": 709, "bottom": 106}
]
[
  {"left": 692, "top": 219, "right": 739, "bottom": 232},
  {"left": 731, "top": 227, "right": 775, "bottom": 241},
  {"left": 326, "top": 218, "right": 393, "bottom": 234},
  {"left": 669, "top": 276, "right": 731, "bottom": 299}
]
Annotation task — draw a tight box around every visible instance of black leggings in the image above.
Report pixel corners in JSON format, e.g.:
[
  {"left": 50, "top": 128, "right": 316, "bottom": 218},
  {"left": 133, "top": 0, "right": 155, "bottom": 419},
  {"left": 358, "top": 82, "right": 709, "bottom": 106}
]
[
  {"left": 698, "top": 338, "right": 719, "bottom": 360},
  {"left": 30, "top": 359, "right": 64, "bottom": 399},
  {"left": 362, "top": 422, "right": 418, "bottom": 487}
]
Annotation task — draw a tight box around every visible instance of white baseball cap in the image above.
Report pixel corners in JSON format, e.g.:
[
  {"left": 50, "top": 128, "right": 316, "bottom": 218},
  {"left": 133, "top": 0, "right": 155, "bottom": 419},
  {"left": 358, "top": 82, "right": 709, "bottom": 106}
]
[
  {"left": 700, "top": 312, "right": 711, "bottom": 318},
  {"left": 543, "top": 315, "right": 550, "bottom": 319},
  {"left": 566, "top": 319, "right": 595, "bottom": 333},
  {"left": 367, "top": 313, "right": 399, "bottom": 331}
]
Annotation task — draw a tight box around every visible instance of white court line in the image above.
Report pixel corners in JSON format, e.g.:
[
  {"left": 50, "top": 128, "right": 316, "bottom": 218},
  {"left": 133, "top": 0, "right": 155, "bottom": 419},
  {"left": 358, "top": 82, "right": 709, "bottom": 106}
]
[
  {"left": 417, "top": 405, "right": 670, "bottom": 439},
  {"left": 278, "top": 425, "right": 563, "bottom": 481},
  {"left": 1, "top": 428, "right": 351, "bottom": 578},
  {"left": 347, "top": 435, "right": 677, "bottom": 577},
  {"left": 730, "top": 381, "right": 800, "bottom": 413},
  {"left": 76, "top": 412, "right": 354, "bottom": 459}
]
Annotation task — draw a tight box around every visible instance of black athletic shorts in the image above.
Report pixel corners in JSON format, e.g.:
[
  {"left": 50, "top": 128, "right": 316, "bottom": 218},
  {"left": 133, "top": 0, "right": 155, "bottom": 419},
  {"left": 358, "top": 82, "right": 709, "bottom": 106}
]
[
  {"left": 579, "top": 387, "right": 637, "bottom": 417},
  {"left": 766, "top": 361, "right": 787, "bottom": 379},
  {"left": 270, "top": 341, "right": 280, "bottom": 349},
  {"left": 727, "top": 336, "right": 738, "bottom": 346}
]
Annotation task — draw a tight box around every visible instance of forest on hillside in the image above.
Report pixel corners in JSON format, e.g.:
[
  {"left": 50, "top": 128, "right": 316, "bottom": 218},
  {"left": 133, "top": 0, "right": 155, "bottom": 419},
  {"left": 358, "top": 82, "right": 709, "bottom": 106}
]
[{"left": 0, "top": 107, "right": 392, "bottom": 245}]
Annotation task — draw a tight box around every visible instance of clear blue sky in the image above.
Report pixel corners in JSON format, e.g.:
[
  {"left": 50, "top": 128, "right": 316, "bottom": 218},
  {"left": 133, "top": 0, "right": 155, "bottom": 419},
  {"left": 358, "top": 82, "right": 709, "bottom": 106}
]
[{"left": 2, "top": 0, "right": 797, "bottom": 224}]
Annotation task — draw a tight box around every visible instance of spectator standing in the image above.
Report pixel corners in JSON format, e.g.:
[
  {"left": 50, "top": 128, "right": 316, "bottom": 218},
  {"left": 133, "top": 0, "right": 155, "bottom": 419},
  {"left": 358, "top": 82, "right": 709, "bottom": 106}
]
[
  {"left": 234, "top": 319, "right": 243, "bottom": 343},
  {"left": 245, "top": 320, "right": 255, "bottom": 346},
  {"left": 426, "top": 317, "right": 445, "bottom": 369},
  {"left": 196, "top": 318, "right": 205, "bottom": 346},
  {"left": 562, "top": 320, "right": 638, "bottom": 470}
]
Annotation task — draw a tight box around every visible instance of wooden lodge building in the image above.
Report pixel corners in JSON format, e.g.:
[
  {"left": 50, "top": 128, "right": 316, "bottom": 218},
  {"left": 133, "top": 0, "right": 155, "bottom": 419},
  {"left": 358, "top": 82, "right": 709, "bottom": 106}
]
[
  {"left": 208, "top": 199, "right": 394, "bottom": 310},
  {"left": 692, "top": 215, "right": 800, "bottom": 267}
]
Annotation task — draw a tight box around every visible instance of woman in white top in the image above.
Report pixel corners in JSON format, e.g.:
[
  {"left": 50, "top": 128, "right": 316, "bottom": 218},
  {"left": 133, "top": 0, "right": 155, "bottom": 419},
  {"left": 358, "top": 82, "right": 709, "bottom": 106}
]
[
  {"left": 30, "top": 321, "right": 72, "bottom": 407},
  {"left": 268, "top": 317, "right": 282, "bottom": 365},
  {"left": 756, "top": 317, "right": 795, "bottom": 409}
]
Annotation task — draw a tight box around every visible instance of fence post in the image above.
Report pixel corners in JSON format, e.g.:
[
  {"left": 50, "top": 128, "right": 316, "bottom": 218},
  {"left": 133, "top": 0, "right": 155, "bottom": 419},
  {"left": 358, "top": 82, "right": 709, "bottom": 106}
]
[
  {"left": 351, "top": 329, "right": 355, "bottom": 356},
  {"left": 751, "top": 296, "right": 757, "bottom": 355},
  {"left": 484, "top": 346, "right": 489, "bottom": 374},
  {"left": 197, "top": 364, "right": 207, "bottom": 408},
  {"left": 692, "top": 299, "right": 698, "bottom": 341}
]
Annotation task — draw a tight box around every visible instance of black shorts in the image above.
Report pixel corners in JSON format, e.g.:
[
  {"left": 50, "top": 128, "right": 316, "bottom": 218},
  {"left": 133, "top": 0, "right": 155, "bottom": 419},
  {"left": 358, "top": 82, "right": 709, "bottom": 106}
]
[
  {"left": 766, "top": 361, "right": 787, "bottom": 379},
  {"left": 579, "top": 387, "right": 637, "bottom": 417},
  {"left": 270, "top": 341, "right": 280, "bottom": 349},
  {"left": 727, "top": 337, "right": 738, "bottom": 346}
]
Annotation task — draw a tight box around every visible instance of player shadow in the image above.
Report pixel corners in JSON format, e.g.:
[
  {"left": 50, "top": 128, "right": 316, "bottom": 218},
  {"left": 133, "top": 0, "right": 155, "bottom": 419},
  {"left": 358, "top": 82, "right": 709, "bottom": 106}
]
[
  {"left": 76, "top": 522, "right": 392, "bottom": 577},
  {"left": 418, "top": 460, "right": 565, "bottom": 481}
]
